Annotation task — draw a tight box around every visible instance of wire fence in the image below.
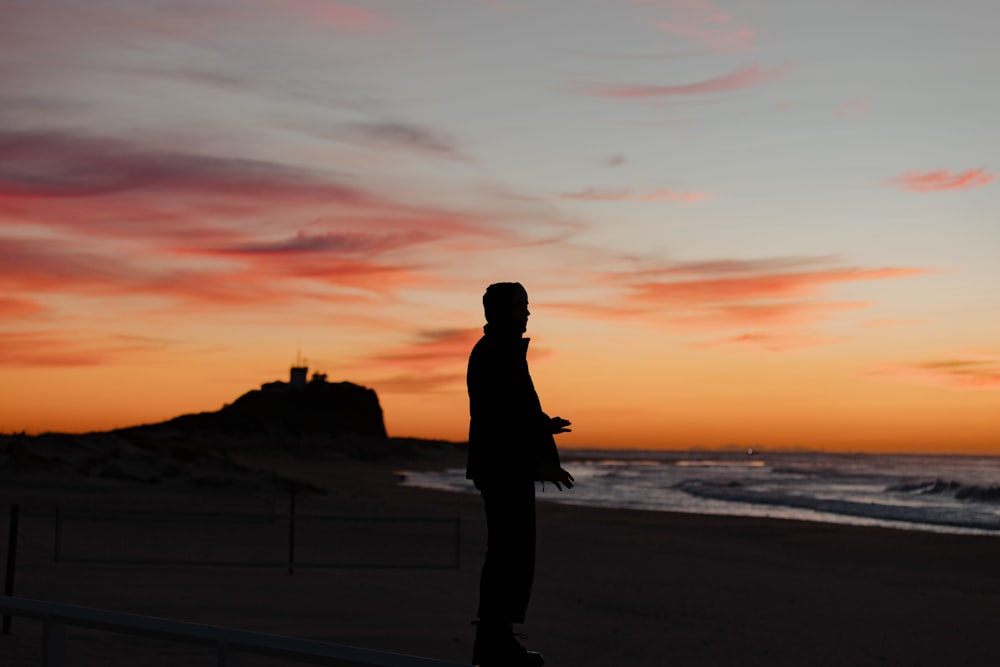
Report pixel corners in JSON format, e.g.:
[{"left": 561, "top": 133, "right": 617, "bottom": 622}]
[
  {"left": 5, "top": 498, "right": 460, "bottom": 579},
  {"left": 51, "top": 508, "right": 461, "bottom": 572}
]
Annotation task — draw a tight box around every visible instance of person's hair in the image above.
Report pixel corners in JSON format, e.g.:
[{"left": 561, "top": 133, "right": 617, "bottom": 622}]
[{"left": 483, "top": 282, "right": 526, "bottom": 323}]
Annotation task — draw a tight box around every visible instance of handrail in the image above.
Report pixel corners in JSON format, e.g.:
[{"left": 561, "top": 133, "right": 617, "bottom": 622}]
[{"left": 0, "top": 595, "right": 466, "bottom": 667}]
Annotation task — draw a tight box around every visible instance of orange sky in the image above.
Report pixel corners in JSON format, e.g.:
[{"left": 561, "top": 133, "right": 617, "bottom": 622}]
[{"left": 2, "top": 1, "right": 999, "bottom": 453}]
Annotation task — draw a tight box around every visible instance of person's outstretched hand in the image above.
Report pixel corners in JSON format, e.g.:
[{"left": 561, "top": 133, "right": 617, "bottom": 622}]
[
  {"left": 536, "top": 465, "right": 575, "bottom": 490},
  {"left": 550, "top": 416, "right": 572, "bottom": 434}
]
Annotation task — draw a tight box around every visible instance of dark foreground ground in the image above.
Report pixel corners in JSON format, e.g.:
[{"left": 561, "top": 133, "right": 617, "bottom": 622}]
[{"left": 3, "top": 448, "right": 1000, "bottom": 667}]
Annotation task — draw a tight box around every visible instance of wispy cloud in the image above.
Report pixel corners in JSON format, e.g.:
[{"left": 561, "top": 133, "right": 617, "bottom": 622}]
[
  {"left": 216, "top": 230, "right": 437, "bottom": 256},
  {"left": 0, "top": 330, "right": 168, "bottom": 368},
  {"left": 836, "top": 97, "right": 872, "bottom": 117},
  {"left": 553, "top": 257, "right": 928, "bottom": 350},
  {"left": 872, "top": 353, "right": 1000, "bottom": 391},
  {"left": 0, "top": 233, "right": 433, "bottom": 313},
  {"left": 579, "top": 64, "right": 789, "bottom": 99},
  {"left": 652, "top": 0, "right": 756, "bottom": 53},
  {"left": 368, "top": 372, "right": 467, "bottom": 395},
  {"left": 862, "top": 319, "right": 922, "bottom": 328},
  {"left": 0, "top": 130, "right": 555, "bottom": 246},
  {"left": 366, "top": 328, "right": 481, "bottom": 370},
  {"left": 0, "top": 130, "right": 576, "bottom": 316},
  {"left": 343, "top": 122, "right": 472, "bottom": 162},
  {"left": 692, "top": 331, "right": 843, "bottom": 351},
  {"left": 0, "top": 296, "right": 47, "bottom": 319},
  {"left": 3, "top": 1, "right": 397, "bottom": 47},
  {"left": 359, "top": 328, "right": 558, "bottom": 395},
  {"left": 0, "top": 236, "right": 277, "bottom": 307},
  {"left": 561, "top": 187, "right": 709, "bottom": 203},
  {"left": 274, "top": 0, "right": 397, "bottom": 33},
  {"left": 623, "top": 263, "right": 922, "bottom": 304},
  {"left": 888, "top": 169, "right": 995, "bottom": 193},
  {"left": 360, "top": 328, "right": 482, "bottom": 394},
  {"left": 0, "top": 131, "right": 370, "bottom": 201}
]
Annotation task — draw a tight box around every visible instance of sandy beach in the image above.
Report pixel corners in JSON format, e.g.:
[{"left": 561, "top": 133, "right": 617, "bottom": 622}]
[{"left": 3, "top": 446, "right": 1000, "bottom": 667}]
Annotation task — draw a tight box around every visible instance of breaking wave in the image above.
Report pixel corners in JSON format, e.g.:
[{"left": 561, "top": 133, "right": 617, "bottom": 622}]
[
  {"left": 677, "top": 480, "right": 1000, "bottom": 532},
  {"left": 888, "top": 479, "right": 1000, "bottom": 504}
]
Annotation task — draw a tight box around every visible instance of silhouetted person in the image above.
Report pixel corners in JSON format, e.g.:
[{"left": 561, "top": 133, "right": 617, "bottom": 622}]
[{"left": 467, "top": 282, "right": 574, "bottom": 667}]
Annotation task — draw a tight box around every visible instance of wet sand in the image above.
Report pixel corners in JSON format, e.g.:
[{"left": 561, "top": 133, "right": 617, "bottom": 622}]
[{"left": 3, "top": 450, "right": 1000, "bottom": 667}]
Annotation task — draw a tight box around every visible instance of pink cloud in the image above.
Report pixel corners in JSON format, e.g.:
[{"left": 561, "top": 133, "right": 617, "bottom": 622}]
[
  {"left": 579, "top": 64, "right": 789, "bottom": 99},
  {"left": 872, "top": 354, "right": 1000, "bottom": 391},
  {"left": 0, "top": 234, "right": 422, "bottom": 312},
  {"left": 0, "top": 131, "right": 543, "bottom": 250},
  {"left": 0, "top": 296, "right": 47, "bottom": 319},
  {"left": 627, "top": 0, "right": 754, "bottom": 52},
  {"left": 625, "top": 266, "right": 923, "bottom": 305},
  {"left": 0, "top": 237, "right": 154, "bottom": 294},
  {"left": 215, "top": 230, "right": 438, "bottom": 256},
  {"left": 0, "top": 130, "right": 572, "bottom": 310},
  {"left": 0, "top": 330, "right": 167, "bottom": 368},
  {"left": 358, "top": 329, "right": 483, "bottom": 394},
  {"left": 0, "top": 131, "right": 377, "bottom": 202},
  {"left": 888, "top": 169, "right": 995, "bottom": 193},
  {"left": 561, "top": 187, "right": 709, "bottom": 203},
  {"left": 366, "top": 329, "right": 482, "bottom": 371},
  {"left": 660, "top": 21, "right": 753, "bottom": 52},
  {"left": 556, "top": 297, "right": 866, "bottom": 332},
  {"left": 551, "top": 257, "right": 928, "bottom": 350},
  {"left": 0, "top": 130, "right": 587, "bottom": 354},
  {"left": 692, "top": 331, "right": 844, "bottom": 351},
  {"left": 368, "top": 372, "right": 467, "bottom": 395},
  {"left": 4, "top": 1, "right": 396, "bottom": 44},
  {"left": 673, "top": 301, "right": 868, "bottom": 329},
  {"left": 276, "top": 0, "right": 396, "bottom": 32},
  {"left": 836, "top": 97, "right": 872, "bottom": 117},
  {"left": 360, "top": 328, "right": 556, "bottom": 394},
  {"left": 0, "top": 239, "right": 273, "bottom": 309}
]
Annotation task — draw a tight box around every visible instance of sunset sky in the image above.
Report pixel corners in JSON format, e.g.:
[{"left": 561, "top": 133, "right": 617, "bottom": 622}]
[{"left": 2, "top": 1, "right": 998, "bottom": 453}]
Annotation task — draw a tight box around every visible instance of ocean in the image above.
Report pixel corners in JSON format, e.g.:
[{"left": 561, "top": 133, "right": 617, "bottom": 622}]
[{"left": 400, "top": 450, "right": 1000, "bottom": 535}]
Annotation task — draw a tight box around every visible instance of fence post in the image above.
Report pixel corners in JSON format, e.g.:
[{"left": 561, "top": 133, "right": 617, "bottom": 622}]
[
  {"left": 287, "top": 488, "right": 297, "bottom": 576},
  {"left": 3, "top": 503, "right": 19, "bottom": 634},
  {"left": 53, "top": 506, "right": 61, "bottom": 563}
]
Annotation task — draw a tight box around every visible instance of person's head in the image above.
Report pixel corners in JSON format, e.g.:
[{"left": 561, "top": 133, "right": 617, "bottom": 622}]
[{"left": 483, "top": 282, "right": 529, "bottom": 333}]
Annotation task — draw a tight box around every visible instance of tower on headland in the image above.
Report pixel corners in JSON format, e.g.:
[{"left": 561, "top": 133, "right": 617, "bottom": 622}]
[
  {"left": 260, "top": 351, "right": 331, "bottom": 393},
  {"left": 290, "top": 347, "right": 308, "bottom": 388},
  {"left": 290, "top": 365, "right": 308, "bottom": 388}
]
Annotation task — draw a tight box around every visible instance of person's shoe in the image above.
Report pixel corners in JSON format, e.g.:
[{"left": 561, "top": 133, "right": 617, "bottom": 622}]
[
  {"left": 506, "top": 631, "right": 544, "bottom": 667},
  {"left": 473, "top": 622, "right": 543, "bottom": 667}
]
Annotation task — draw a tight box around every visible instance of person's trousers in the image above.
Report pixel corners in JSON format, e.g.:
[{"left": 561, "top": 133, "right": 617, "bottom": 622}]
[{"left": 475, "top": 478, "right": 536, "bottom": 624}]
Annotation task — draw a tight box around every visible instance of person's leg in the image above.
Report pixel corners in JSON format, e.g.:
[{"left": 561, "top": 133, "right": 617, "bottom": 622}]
[
  {"left": 476, "top": 478, "right": 535, "bottom": 623},
  {"left": 474, "top": 479, "right": 541, "bottom": 666}
]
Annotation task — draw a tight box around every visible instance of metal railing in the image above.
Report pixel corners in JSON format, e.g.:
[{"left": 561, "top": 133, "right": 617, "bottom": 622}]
[{"left": 0, "top": 595, "right": 467, "bottom": 667}]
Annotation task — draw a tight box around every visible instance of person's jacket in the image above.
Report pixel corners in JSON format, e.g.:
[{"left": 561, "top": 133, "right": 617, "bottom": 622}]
[{"left": 465, "top": 324, "right": 561, "bottom": 482}]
